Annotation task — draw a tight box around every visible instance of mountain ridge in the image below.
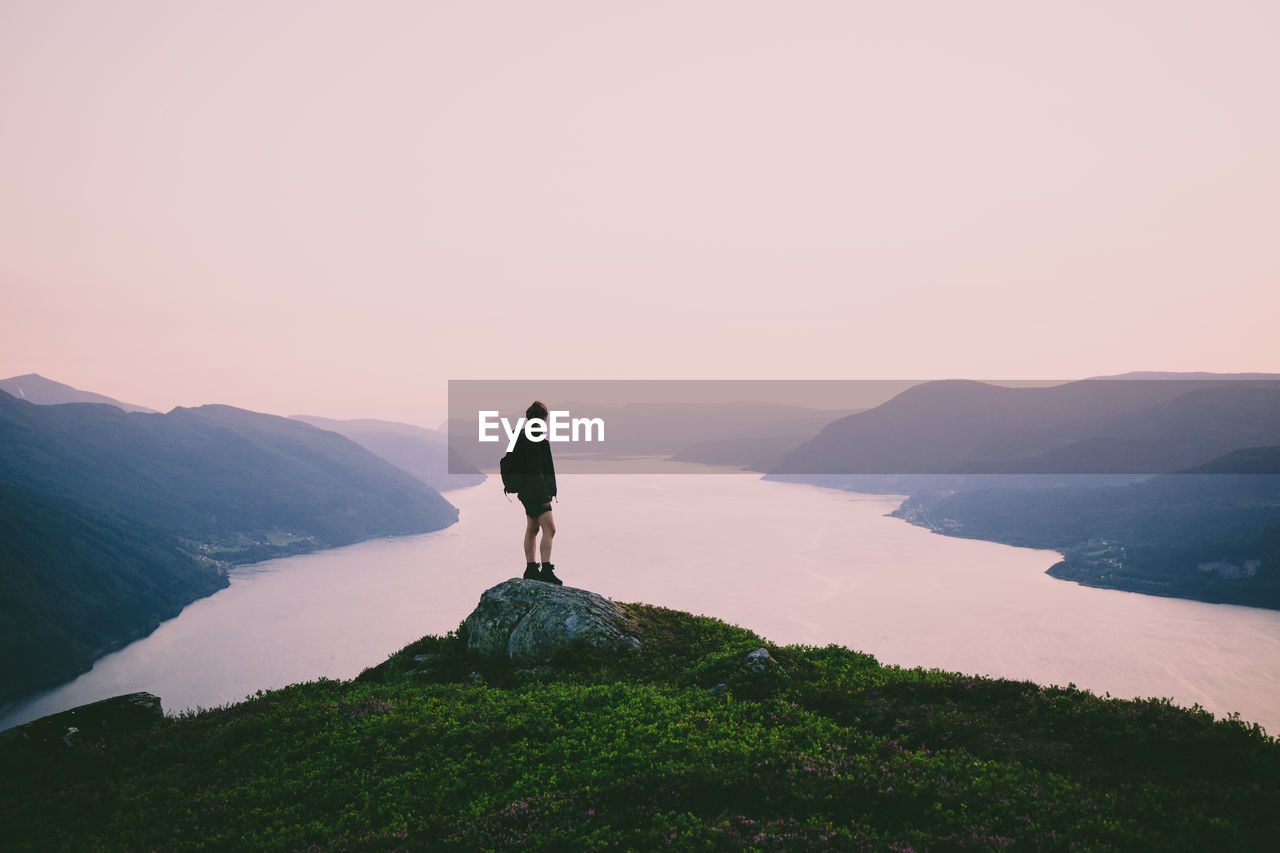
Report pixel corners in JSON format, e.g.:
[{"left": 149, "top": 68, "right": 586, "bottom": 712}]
[
  {"left": 0, "top": 393, "right": 459, "bottom": 701},
  {"left": 0, "top": 373, "right": 156, "bottom": 413},
  {"left": 770, "top": 378, "right": 1280, "bottom": 475},
  {"left": 290, "top": 413, "right": 484, "bottom": 491}
]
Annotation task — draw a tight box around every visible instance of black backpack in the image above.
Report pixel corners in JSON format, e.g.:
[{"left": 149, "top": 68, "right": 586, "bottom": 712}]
[{"left": 499, "top": 451, "right": 523, "bottom": 494}]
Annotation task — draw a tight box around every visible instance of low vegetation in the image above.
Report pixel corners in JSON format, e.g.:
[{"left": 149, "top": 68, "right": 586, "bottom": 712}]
[{"left": 2, "top": 604, "right": 1276, "bottom": 850}]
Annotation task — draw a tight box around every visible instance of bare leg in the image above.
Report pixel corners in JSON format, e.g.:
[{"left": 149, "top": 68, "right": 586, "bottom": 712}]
[
  {"left": 523, "top": 514, "right": 539, "bottom": 562},
  {"left": 537, "top": 510, "right": 556, "bottom": 564}
]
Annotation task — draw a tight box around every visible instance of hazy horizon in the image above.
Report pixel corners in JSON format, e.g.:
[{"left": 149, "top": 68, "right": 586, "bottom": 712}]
[{"left": 4, "top": 2, "right": 1278, "bottom": 426}]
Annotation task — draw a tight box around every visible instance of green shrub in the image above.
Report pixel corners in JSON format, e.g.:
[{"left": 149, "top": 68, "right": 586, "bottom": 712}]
[{"left": 2, "top": 604, "right": 1276, "bottom": 850}]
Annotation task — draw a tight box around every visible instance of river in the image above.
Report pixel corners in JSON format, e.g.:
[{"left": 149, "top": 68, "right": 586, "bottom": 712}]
[{"left": 3, "top": 474, "right": 1278, "bottom": 733}]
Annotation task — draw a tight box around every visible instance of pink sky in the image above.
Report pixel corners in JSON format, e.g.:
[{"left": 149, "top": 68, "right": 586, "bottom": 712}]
[{"left": 2, "top": 1, "right": 1277, "bottom": 426}]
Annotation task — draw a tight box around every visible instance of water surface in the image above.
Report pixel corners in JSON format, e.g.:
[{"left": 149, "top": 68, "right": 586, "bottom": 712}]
[{"left": 4, "top": 475, "right": 1278, "bottom": 733}]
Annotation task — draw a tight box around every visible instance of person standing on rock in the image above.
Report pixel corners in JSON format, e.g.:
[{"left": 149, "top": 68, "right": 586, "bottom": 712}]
[{"left": 510, "top": 400, "right": 561, "bottom": 585}]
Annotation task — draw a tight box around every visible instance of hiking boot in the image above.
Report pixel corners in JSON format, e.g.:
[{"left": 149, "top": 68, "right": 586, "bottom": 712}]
[
  {"left": 522, "top": 562, "right": 541, "bottom": 581},
  {"left": 539, "top": 563, "right": 563, "bottom": 585}
]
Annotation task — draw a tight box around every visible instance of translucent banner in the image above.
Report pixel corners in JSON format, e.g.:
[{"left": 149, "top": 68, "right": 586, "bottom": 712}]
[{"left": 448, "top": 378, "right": 1280, "bottom": 476}]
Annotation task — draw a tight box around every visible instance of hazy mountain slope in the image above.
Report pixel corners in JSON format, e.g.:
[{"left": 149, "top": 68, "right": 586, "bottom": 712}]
[
  {"left": 770, "top": 379, "right": 1280, "bottom": 475},
  {"left": 290, "top": 414, "right": 484, "bottom": 491},
  {"left": 994, "top": 384, "right": 1280, "bottom": 474},
  {"left": 667, "top": 434, "right": 824, "bottom": 471},
  {"left": 1181, "top": 446, "right": 1280, "bottom": 474},
  {"left": 291, "top": 415, "right": 444, "bottom": 439},
  {"left": 0, "top": 373, "right": 156, "bottom": 413},
  {"left": 767, "top": 377, "right": 1280, "bottom": 609},
  {"left": 0, "top": 396, "right": 459, "bottom": 543},
  {"left": 0, "top": 481, "right": 227, "bottom": 699},
  {"left": 0, "top": 394, "right": 459, "bottom": 699},
  {"left": 893, "top": 453, "right": 1280, "bottom": 609},
  {"left": 1089, "top": 371, "right": 1280, "bottom": 381}
]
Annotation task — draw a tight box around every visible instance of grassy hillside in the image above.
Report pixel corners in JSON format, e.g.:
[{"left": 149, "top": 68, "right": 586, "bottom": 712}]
[{"left": 2, "top": 603, "right": 1275, "bottom": 850}]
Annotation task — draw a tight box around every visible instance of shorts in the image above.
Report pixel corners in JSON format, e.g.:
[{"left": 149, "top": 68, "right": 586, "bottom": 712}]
[{"left": 520, "top": 495, "right": 553, "bottom": 519}]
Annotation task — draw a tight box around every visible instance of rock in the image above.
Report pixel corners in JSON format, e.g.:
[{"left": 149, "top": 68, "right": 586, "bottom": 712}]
[
  {"left": 513, "top": 665, "right": 556, "bottom": 682},
  {"left": 465, "top": 579, "right": 642, "bottom": 664},
  {"left": 704, "top": 649, "right": 784, "bottom": 696},
  {"left": 0, "top": 692, "right": 163, "bottom": 763}
]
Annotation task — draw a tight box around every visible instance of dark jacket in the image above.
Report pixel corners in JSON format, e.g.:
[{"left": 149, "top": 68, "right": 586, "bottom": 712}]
[{"left": 511, "top": 433, "right": 557, "bottom": 500}]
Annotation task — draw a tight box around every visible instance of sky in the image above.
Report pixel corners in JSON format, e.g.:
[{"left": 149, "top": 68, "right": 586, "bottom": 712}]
[{"left": 2, "top": 1, "right": 1278, "bottom": 426}]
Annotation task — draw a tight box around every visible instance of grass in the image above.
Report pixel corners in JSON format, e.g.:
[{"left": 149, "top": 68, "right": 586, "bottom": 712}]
[{"left": 1, "top": 603, "right": 1277, "bottom": 851}]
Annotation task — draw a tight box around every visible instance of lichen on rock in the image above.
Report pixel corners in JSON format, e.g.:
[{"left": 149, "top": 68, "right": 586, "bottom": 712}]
[{"left": 464, "top": 579, "right": 642, "bottom": 663}]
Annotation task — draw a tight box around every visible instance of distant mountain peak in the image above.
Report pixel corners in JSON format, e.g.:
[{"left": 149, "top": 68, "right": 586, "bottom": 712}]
[
  {"left": 289, "top": 413, "right": 484, "bottom": 488},
  {"left": 0, "top": 373, "right": 157, "bottom": 413},
  {"left": 1087, "top": 371, "right": 1280, "bottom": 381}
]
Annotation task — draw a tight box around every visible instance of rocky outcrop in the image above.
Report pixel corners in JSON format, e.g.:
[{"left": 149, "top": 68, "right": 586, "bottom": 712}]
[
  {"left": 0, "top": 692, "right": 163, "bottom": 766},
  {"left": 707, "top": 648, "right": 783, "bottom": 696},
  {"left": 464, "top": 579, "right": 642, "bottom": 663},
  {"left": 744, "top": 647, "right": 776, "bottom": 672}
]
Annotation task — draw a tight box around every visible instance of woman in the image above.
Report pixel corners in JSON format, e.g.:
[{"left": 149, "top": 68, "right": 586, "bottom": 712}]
[{"left": 512, "top": 400, "right": 560, "bottom": 585}]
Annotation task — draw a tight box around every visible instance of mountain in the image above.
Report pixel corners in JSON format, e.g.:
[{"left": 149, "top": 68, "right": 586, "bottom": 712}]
[
  {"left": 769, "top": 378, "right": 1280, "bottom": 475},
  {"left": 667, "top": 434, "right": 830, "bottom": 471},
  {"left": 765, "top": 376, "right": 1280, "bottom": 609},
  {"left": 3, "top": 591, "right": 1277, "bottom": 849},
  {"left": 892, "top": 449, "right": 1280, "bottom": 609},
  {"left": 0, "top": 373, "right": 156, "bottom": 412},
  {"left": 1089, "top": 371, "right": 1280, "bottom": 381},
  {"left": 290, "top": 414, "right": 485, "bottom": 491},
  {"left": 0, "top": 394, "right": 459, "bottom": 700},
  {"left": 0, "top": 480, "right": 226, "bottom": 700},
  {"left": 1180, "top": 445, "right": 1280, "bottom": 474},
  {"left": 0, "top": 395, "right": 459, "bottom": 544}
]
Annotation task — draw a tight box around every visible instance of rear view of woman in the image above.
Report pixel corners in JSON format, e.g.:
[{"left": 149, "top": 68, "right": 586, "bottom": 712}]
[{"left": 510, "top": 400, "right": 560, "bottom": 585}]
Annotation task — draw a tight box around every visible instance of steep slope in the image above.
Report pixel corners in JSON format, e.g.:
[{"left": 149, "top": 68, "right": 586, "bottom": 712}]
[
  {"left": 0, "top": 394, "right": 459, "bottom": 699},
  {"left": 0, "top": 481, "right": 226, "bottom": 699}
]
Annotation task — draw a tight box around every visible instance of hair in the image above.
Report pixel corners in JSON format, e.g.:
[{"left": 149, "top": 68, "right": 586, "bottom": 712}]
[{"left": 526, "top": 400, "right": 549, "bottom": 421}]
